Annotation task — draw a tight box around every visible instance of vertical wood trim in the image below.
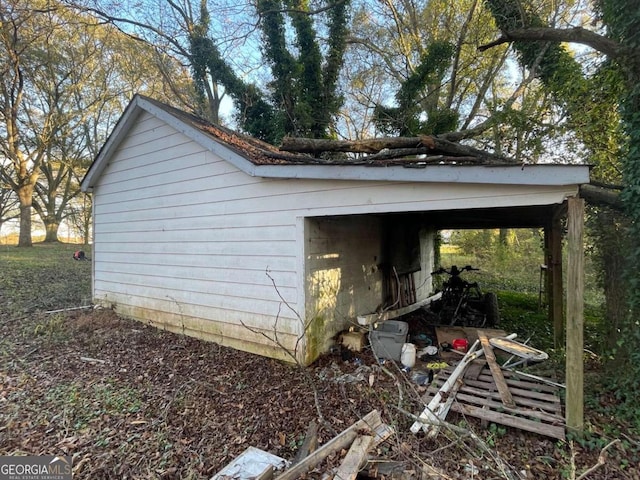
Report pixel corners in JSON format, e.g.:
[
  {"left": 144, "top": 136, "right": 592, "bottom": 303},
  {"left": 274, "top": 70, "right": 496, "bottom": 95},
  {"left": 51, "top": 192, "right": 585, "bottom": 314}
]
[
  {"left": 551, "top": 212, "right": 564, "bottom": 347},
  {"left": 91, "top": 202, "right": 96, "bottom": 301},
  {"left": 296, "top": 216, "right": 307, "bottom": 365},
  {"left": 544, "top": 225, "right": 552, "bottom": 332},
  {"left": 566, "top": 197, "right": 584, "bottom": 433}
]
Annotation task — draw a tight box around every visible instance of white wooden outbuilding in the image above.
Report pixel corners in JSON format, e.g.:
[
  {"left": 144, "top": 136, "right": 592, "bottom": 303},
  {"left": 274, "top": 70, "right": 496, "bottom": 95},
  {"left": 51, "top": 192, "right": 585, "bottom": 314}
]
[{"left": 81, "top": 96, "right": 590, "bottom": 384}]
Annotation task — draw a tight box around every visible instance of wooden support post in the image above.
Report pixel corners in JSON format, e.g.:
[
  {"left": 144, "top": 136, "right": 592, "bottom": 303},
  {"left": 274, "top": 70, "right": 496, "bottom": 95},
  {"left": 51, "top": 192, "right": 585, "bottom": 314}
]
[
  {"left": 566, "top": 197, "right": 584, "bottom": 433},
  {"left": 550, "top": 211, "right": 564, "bottom": 348},
  {"left": 544, "top": 224, "right": 552, "bottom": 319}
]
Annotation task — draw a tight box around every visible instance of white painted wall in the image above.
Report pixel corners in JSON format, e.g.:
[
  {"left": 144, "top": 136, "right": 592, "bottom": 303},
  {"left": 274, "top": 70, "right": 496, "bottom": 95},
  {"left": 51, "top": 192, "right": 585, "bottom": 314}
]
[
  {"left": 91, "top": 110, "right": 581, "bottom": 364},
  {"left": 304, "top": 216, "right": 383, "bottom": 358}
]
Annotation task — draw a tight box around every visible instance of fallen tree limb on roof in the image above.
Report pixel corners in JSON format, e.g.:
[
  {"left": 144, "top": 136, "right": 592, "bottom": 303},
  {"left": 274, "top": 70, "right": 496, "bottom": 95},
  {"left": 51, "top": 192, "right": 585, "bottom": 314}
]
[{"left": 279, "top": 135, "right": 513, "bottom": 163}]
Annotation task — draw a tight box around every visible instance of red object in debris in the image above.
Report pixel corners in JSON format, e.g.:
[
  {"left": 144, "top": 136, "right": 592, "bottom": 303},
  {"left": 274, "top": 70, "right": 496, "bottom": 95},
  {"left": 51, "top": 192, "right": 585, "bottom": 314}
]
[{"left": 452, "top": 338, "right": 469, "bottom": 353}]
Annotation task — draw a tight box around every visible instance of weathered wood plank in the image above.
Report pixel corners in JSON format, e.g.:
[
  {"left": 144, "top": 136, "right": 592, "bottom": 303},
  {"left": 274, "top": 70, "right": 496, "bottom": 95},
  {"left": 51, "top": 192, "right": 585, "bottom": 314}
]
[
  {"left": 463, "top": 359, "right": 486, "bottom": 380},
  {"left": 276, "top": 410, "right": 381, "bottom": 480},
  {"left": 450, "top": 383, "right": 560, "bottom": 413},
  {"left": 445, "top": 392, "right": 565, "bottom": 423},
  {"left": 500, "top": 370, "right": 561, "bottom": 393},
  {"left": 355, "top": 292, "right": 442, "bottom": 325},
  {"left": 453, "top": 403, "right": 566, "bottom": 440},
  {"left": 433, "top": 378, "right": 561, "bottom": 412},
  {"left": 333, "top": 435, "right": 374, "bottom": 480},
  {"left": 425, "top": 382, "right": 561, "bottom": 416},
  {"left": 293, "top": 421, "right": 318, "bottom": 465},
  {"left": 371, "top": 422, "right": 395, "bottom": 448},
  {"left": 422, "top": 360, "right": 566, "bottom": 440},
  {"left": 471, "top": 376, "right": 562, "bottom": 404},
  {"left": 433, "top": 370, "right": 561, "bottom": 405},
  {"left": 438, "top": 368, "right": 561, "bottom": 400},
  {"left": 478, "top": 331, "right": 516, "bottom": 408}
]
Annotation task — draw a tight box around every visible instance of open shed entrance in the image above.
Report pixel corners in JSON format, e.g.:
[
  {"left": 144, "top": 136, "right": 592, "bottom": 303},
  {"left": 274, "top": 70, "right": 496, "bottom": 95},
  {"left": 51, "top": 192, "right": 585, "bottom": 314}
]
[
  {"left": 303, "top": 197, "right": 585, "bottom": 432},
  {"left": 303, "top": 213, "right": 437, "bottom": 357}
]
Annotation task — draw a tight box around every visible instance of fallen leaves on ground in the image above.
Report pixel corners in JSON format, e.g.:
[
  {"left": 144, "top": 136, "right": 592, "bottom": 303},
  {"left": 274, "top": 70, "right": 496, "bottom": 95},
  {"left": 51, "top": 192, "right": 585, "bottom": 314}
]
[{"left": 0, "top": 309, "right": 637, "bottom": 479}]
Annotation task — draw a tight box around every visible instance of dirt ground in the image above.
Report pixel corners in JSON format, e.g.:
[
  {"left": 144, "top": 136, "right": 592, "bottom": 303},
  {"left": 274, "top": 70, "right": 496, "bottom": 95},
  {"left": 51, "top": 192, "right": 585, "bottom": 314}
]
[{"left": 0, "top": 308, "right": 637, "bottom": 479}]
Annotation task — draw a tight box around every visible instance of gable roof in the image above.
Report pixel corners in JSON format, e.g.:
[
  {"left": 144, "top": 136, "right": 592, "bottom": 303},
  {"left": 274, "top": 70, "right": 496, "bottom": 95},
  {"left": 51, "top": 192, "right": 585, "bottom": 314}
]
[{"left": 81, "top": 95, "right": 590, "bottom": 192}]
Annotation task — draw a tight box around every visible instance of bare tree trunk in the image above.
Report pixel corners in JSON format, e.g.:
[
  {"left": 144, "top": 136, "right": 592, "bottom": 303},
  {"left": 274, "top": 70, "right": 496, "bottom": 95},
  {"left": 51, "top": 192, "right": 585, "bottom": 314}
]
[
  {"left": 499, "top": 229, "right": 508, "bottom": 246},
  {"left": 17, "top": 183, "right": 34, "bottom": 247},
  {"left": 597, "top": 211, "right": 629, "bottom": 351},
  {"left": 44, "top": 220, "right": 60, "bottom": 242}
]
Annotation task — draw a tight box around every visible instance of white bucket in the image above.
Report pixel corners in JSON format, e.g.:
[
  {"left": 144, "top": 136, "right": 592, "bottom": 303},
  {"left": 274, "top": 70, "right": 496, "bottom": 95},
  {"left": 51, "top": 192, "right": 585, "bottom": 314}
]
[{"left": 401, "top": 343, "right": 416, "bottom": 368}]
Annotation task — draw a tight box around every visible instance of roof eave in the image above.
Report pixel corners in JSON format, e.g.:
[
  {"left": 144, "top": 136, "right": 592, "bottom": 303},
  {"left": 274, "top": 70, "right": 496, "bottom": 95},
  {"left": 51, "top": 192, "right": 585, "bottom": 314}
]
[{"left": 251, "top": 162, "right": 591, "bottom": 186}]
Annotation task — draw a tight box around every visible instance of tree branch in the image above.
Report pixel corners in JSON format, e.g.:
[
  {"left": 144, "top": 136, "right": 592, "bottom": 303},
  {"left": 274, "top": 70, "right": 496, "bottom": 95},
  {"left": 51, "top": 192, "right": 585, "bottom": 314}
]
[
  {"left": 479, "top": 27, "right": 623, "bottom": 59},
  {"left": 279, "top": 135, "right": 514, "bottom": 163},
  {"left": 580, "top": 184, "right": 624, "bottom": 211}
]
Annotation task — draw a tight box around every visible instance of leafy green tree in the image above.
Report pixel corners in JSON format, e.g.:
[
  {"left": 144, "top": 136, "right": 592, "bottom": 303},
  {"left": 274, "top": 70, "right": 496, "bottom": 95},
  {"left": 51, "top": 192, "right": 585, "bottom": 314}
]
[
  {"left": 373, "top": 40, "right": 458, "bottom": 136},
  {"left": 75, "top": 0, "right": 351, "bottom": 143},
  {"left": 482, "top": 0, "right": 640, "bottom": 416},
  {"left": 483, "top": 0, "right": 628, "bottom": 342},
  {"left": 256, "top": 0, "right": 350, "bottom": 140},
  {"left": 345, "top": 0, "right": 557, "bottom": 159}
]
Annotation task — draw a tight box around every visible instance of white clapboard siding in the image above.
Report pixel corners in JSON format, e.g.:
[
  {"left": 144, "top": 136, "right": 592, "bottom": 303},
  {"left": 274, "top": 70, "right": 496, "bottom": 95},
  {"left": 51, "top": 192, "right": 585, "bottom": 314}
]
[
  {"left": 95, "top": 181, "right": 575, "bottom": 219},
  {"left": 100, "top": 149, "right": 242, "bottom": 185},
  {"left": 94, "top": 252, "right": 296, "bottom": 273},
  {"left": 95, "top": 239, "right": 296, "bottom": 257},
  {"left": 94, "top": 217, "right": 294, "bottom": 234},
  {"left": 95, "top": 224, "right": 294, "bottom": 244},
  {"left": 95, "top": 262, "right": 295, "bottom": 289},
  {"left": 94, "top": 278, "right": 297, "bottom": 321},
  {"left": 94, "top": 210, "right": 294, "bottom": 233},
  {"left": 97, "top": 161, "right": 252, "bottom": 198}
]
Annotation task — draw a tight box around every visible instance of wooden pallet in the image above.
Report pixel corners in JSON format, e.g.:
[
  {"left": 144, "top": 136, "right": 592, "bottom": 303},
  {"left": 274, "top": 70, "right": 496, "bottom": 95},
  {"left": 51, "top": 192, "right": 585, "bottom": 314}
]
[{"left": 422, "top": 364, "right": 566, "bottom": 440}]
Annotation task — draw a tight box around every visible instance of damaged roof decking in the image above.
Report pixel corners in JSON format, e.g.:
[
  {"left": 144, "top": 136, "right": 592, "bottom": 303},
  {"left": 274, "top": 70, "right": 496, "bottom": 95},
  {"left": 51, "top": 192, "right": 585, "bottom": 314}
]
[{"left": 82, "top": 95, "right": 590, "bottom": 192}]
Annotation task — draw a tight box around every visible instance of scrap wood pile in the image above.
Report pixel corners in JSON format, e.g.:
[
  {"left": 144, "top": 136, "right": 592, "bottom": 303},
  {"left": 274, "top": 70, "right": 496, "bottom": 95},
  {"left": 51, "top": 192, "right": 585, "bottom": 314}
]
[
  {"left": 213, "top": 329, "right": 565, "bottom": 480},
  {"left": 212, "top": 409, "right": 447, "bottom": 479},
  {"left": 410, "top": 329, "right": 565, "bottom": 441}
]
